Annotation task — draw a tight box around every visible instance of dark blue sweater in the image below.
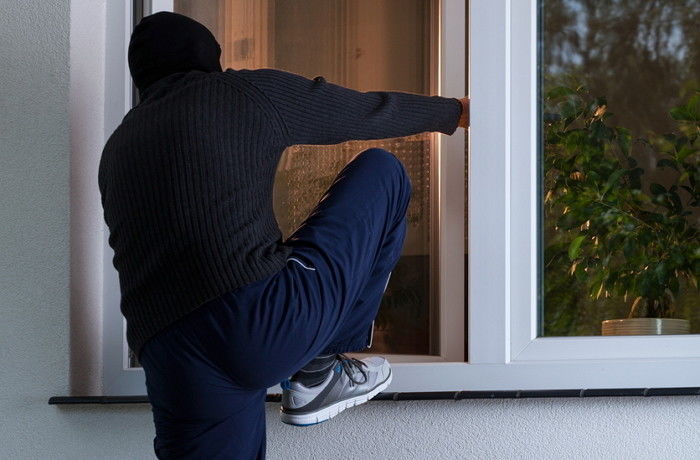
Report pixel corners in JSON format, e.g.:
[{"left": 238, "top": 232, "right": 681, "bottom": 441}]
[{"left": 98, "top": 67, "right": 463, "bottom": 359}]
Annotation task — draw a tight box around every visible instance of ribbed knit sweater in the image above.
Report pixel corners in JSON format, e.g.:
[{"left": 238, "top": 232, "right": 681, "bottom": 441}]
[{"left": 98, "top": 67, "right": 463, "bottom": 360}]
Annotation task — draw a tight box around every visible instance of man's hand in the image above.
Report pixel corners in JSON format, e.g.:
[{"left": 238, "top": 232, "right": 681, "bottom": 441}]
[{"left": 458, "top": 97, "right": 470, "bottom": 129}]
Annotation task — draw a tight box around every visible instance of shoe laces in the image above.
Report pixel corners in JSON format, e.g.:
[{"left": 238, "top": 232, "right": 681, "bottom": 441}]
[{"left": 336, "top": 353, "right": 369, "bottom": 386}]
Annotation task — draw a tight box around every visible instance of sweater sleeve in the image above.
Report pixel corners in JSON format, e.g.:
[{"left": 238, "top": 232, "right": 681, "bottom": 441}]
[{"left": 231, "top": 68, "right": 463, "bottom": 146}]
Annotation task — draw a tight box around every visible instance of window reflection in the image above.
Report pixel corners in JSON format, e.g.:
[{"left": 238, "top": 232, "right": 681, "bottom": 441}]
[
  {"left": 174, "top": 0, "right": 438, "bottom": 354},
  {"left": 540, "top": 0, "right": 700, "bottom": 336}
]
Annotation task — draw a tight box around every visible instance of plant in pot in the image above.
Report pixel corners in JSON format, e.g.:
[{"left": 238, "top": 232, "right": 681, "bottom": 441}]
[{"left": 543, "top": 86, "right": 700, "bottom": 335}]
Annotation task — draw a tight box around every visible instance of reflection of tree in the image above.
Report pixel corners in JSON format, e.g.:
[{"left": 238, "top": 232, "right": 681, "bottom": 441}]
[
  {"left": 544, "top": 0, "right": 700, "bottom": 137},
  {"left": 541, "top": 0, "right": 700, "bottom": 336},
  {"left": 541, "top": 87, "right": 700, "bottom": 336}
]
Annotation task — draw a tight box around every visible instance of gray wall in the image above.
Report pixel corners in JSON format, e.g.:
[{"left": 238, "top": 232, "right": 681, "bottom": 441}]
[{"left": 1, "top": 0, "right": 699, "bottom": 458}]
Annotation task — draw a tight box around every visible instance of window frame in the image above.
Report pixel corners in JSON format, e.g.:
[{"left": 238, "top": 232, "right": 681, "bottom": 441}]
[
  {"left": 467, "top": 0, "right": 700, "bottom": 379},
  {"left": 100, "top": 0, "right": 700, "bottom": 396},
  {"left": 143, "top": 0, "right": 467, "bottom": 365}
]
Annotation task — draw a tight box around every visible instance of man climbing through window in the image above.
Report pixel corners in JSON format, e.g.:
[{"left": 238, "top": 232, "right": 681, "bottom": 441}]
[{"left": 98, "top": 11, "right": 469, "bottom": 459}]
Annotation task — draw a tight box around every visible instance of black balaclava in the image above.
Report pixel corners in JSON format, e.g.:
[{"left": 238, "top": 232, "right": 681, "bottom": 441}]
[{"left": 128, "top": 11, "right": 222, "bottom": 96}]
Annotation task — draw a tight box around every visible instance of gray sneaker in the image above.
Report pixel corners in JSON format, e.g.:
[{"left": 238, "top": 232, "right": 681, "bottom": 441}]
[{"left": 280, "top": 354, "right": 392, "bottom": 426}]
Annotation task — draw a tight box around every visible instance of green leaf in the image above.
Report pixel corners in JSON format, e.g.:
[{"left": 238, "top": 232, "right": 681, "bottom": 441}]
[
  {"left": 623, "top": 238, "right": 637, "bottom": 259},
  {"left": 678, "top": 145, "right": 698, "bottom": 162},
  {"left": 663, "top": 133, "right": 677, "bottom": 143},
  {"left": 649, "top": 183, "right": 667, "bottom": 196},
  {"left": 628, "top": 167, "right": 644, "bottom": 190},
  {"left": 654, "top": 262, "right": 668, "bottom": 284},
  {"left": 670, "top": 93, "right": 700, "bottom": 121},
  {"left": 559, "top": 100, "right": 580, "bottom": 121},
  {"left": 656, "top": 158, "right": 679, "bottom": 171},
  {"left": 568, "top": 235, "right": 586, "bottom": 261},
  {"left": 543, "top": 112, "right": 561, "bottom": 124},
  {"left": 546, "top": 86, "right": 577, "bottom": 99},
  {"left": 639, "top": 271, "right": 654, "bottom": 298},
  {"left": 574, "top": 262, "right": 587, "bottom": 281},
  {"left": 668, "top": 189, "right": 682, "bottom": 212},
  {"left": 588, "top": 269, "right": 606, "bottom": 299},
  {"left": 602, "top": 169, "right": 627, "bottom": 195},
  {"left": 617, "top": 128, "right": 632, "bottom": 155},
  {"left": 669, "top": 276, "right": 680, "bottom": 295}
]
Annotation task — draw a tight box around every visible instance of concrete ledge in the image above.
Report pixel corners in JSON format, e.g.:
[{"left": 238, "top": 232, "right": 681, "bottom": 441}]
[{"left": 49, "top": 387, "right": 700, "bottom": 405}]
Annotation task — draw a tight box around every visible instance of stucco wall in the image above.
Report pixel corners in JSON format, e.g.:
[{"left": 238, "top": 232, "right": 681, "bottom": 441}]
[{"left": 1, "top": 0, "right": 699, "bottom": 458}]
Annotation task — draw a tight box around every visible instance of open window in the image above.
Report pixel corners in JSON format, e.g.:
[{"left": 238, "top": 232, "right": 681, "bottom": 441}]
[
  {"left": 99, "top": 0, "right": 699, "bottom": 397},
  {"left": 104, "top": 0, "right": 465, "bottom": 394},
  {"left": 128, "top": 0, "right": 466, "bottom": 365}
]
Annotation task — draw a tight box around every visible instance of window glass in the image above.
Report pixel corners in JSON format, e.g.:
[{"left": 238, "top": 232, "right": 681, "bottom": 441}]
[
  {"left": 539, "top": 0, "right": 700, "bottom": 336},
  {"left": 170, "top": 0, "right": 439, "bottom": 355}
]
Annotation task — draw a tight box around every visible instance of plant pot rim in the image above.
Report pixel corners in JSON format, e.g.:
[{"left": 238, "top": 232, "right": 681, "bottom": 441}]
[
  {"left": 602, "top": 318, "right": 690, "bottom": 324},
  {"left": 601, "top": 317, "right": 691, "bottom": 336}
]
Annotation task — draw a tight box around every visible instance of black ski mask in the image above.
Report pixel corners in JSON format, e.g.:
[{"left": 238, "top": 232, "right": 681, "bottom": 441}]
[{"left": 128, "top": 11, "right": 222, "bottom": 96}]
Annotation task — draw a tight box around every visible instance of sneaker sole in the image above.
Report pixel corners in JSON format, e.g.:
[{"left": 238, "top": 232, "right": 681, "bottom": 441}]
[{"left": 280, "top": 370, "right": 392, "bottom": 427}]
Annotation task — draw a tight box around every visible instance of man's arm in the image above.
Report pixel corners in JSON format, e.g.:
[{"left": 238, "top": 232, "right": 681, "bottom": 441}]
[{"left": 230, "top": 68, "right": 465, "bottom": 146}]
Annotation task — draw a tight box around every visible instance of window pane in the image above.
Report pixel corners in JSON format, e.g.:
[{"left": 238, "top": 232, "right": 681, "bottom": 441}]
[
  {"left": 539, "top": 0, "right": 700, "bottom": 337},
  {"left": 170, "top": 0, "right": 439, "bottom": 355}
]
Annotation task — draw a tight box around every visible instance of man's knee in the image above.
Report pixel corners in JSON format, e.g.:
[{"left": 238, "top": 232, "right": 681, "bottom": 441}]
[{"left": 351, "top": 148, "right": 412, "bottom": 197}]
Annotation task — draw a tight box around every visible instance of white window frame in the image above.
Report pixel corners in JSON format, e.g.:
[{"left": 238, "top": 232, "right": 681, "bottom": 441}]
[{"left": 98, "top": 0, "right": 700, "bottom": 396}]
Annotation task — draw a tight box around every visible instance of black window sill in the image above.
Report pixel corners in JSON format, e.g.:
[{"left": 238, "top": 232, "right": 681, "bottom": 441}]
[{"left": 49, "top": 387, "right": 700, "bottom": 405}]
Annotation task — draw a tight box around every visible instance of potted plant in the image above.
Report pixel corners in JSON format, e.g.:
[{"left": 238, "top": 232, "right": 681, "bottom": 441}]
[{"left": 543, "top": 86, "right": 700, "bottom": 335}]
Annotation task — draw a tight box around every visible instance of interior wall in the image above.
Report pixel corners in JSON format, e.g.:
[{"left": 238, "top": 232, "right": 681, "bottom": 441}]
[
  {"left": 270, "top": 0, "right": 434, "bottom": 256},
  {"left": 0, "top": 0, "right": 698, "bottom": 459}
]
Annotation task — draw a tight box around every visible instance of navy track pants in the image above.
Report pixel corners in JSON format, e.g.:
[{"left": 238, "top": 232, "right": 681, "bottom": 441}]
[{"left": 139, "top": 148, "right": 412, "bottom": 459}]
